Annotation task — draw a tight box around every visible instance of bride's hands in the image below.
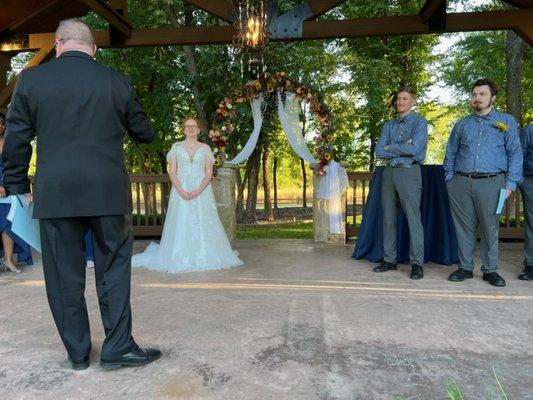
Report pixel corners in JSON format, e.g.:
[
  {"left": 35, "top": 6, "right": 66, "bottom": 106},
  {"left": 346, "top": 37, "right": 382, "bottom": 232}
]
[
  {"left": 187, "top": 189, "right": 200, "bottom": 199},
  {"left": 178, "top": 188, "right": 193, "bottom": 200}
]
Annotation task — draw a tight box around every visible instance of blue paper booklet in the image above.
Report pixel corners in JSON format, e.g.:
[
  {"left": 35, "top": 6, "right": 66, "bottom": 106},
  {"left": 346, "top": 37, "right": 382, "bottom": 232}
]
[
  {"left": 6, "top": 196, "right": 41, "bottom": 253},
  {"left": 495, "top": 189, "right": 507, "bottom": 215}
]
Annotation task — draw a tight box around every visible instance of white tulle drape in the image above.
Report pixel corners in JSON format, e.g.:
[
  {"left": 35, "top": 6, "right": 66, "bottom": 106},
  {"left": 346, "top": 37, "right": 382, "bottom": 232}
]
[
  {"left": 277, "top": 92, "right": 318, "bottom": 163},
  {"left": 229, "top": 96, "right": 264, "bottom": 164},
  {"left": 316, "top": 160, "right": 349, "bottom": 234},
  {"left": 229, "top": 91, "right": 349, "bottom": 235}
]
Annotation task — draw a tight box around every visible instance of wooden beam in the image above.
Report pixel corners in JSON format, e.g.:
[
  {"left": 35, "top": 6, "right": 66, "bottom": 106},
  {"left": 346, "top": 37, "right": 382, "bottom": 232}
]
[
  {"left": 1, "top": 9, "right": 532, "bottom": 51},
  {"left": 0, "top": 0, "right": 56, "bottom": 33},
  {"left": 78, "top": 0, "right": 133, "bottom": 37},
  {"left": 515, "top": 26, "right": 533, "bottom": 46},
  {"left": 5, "top": 0, "right": 60, "bottom": 32},
  {"left": 182, "top": 0, "right": 234, "bottom": 23},
  {"left": 305, "top": 0, "right": 347, "bottom": 19},
  {"left": 419, "top": 0, "right": 446, "bottom": 23},
  {"left": 502, "top": 0, "right": 533, "bottom": 8},
  {"left": 0, "top": 42, "right": 55, "bottom": 108},
  {"left": 0, "top": 53, "right": 10, "bottom": 88}
]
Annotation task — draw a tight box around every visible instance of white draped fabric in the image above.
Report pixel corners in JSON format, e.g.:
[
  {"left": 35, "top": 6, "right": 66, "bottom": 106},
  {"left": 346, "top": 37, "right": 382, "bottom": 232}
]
[
  {"left": 276, "top": 92, "right": 318, "bottom": 164},
  {"left": 229, "top": 96, "right": 265, "bottom": 164},
  {"left": 228, "top": 91, "right": 349, "bottom": 235},
  {"left": 316, "top": 160, "right": 349, "bottom": 235}
]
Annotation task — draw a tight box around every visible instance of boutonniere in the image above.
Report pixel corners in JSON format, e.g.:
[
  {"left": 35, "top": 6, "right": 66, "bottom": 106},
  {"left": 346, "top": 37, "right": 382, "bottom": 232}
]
[{"left": 495, "top": 121, "right": 508, "bottom": 132}]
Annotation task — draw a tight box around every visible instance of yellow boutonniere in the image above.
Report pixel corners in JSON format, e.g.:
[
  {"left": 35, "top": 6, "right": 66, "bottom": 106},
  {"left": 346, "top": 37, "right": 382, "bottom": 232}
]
[{"left": 495, "top": 121, "right": 508, "bottom": 132}]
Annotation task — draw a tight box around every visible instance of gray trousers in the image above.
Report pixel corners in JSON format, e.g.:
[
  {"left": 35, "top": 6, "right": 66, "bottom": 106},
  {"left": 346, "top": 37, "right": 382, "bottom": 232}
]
[
  {"left": 520, "top": 176, "right": 533, "bottom": 267},
  {"left": 446, "top": 174, "right": 504, "bottom": 272},
  {"left": 381, "top": 165, "right": 424, "bottom": 265}
]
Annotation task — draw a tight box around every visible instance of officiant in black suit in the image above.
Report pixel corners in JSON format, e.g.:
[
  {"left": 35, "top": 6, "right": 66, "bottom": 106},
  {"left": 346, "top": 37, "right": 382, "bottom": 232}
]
[{"left": 3, "top": 18, "right": 161, "bottom": 370}]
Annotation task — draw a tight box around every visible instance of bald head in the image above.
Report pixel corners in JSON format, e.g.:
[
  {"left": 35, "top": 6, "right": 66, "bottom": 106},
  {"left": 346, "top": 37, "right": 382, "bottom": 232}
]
[{"left": 55, "top": 19, "right": 96, "bottom": 57}]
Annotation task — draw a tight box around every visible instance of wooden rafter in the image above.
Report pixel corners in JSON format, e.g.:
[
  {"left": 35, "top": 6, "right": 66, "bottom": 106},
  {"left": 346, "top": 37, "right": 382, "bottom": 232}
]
[
  {"left": 78, "top": 0, "right": 133, "bottom": 37},
  {"left": 1, "top": 9, "right": 532, "bottom": 51},
  {"left": 502, "top": 0, "right": 533, "bottom": 8},
  {"left": 515, "top": 26, "right": 533, "bottom": 46},
  {"left": 182, "top": 0, "right": 234, "bottom": 23},
  {"left": 305, "top": 0, "right": 347, "bottom": 19},
  {"left": 5, "top": 0, "right": 60, "bottom": 32},
  {"left": 0, "top": 0, "right": 57, "bottom": 33},
  {"left": 419, "top": 0, "right": 447, "bottom": 23},
  {"left": 0, "top": 41, "right": 55, "bottom": 107}
]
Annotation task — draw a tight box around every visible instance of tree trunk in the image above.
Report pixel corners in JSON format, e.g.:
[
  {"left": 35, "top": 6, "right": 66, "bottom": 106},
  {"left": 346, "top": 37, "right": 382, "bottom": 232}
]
[
  {"left": 273, "top": 156, "right": 278, "bottom": 210},
  {"left": 505, "top": 29, "right": 525, "bottom": 125},
  {"left": 236, "top": 167, "right": 246, "bottom": 223},
  {"left": 299, "top": 103, "right": 308, "bottom": 208},
  {"left": 165, "top": 4, "right": 209, "bottom": 134},
  {"left": 243, "top": 146, "right": 262, "bottom": 224},
  {"left": 301, "top": 158, "right": 307, "bottom": 208},
  {"left": 262, "top": 147, "right": 274, "bottom": 221}
]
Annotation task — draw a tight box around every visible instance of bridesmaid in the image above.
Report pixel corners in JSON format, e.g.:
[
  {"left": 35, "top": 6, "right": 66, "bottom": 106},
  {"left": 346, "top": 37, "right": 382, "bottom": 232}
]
[{"left": 0, "top": 111, "right": 32, "bottom": 273}]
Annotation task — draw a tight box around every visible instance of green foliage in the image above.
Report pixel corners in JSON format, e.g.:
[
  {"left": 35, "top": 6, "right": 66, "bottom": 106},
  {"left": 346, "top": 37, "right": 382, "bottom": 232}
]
[{"left": 440, "top": 30, "right": 533, "bottom": 123}]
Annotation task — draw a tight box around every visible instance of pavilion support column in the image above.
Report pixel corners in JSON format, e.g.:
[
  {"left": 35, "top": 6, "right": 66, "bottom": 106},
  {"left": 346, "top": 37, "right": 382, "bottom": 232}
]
[
  {"left": 212, "top": 162, "right": 237, "bottom": 242},
  {"left": 313, "top": 174, "right": 346, "bottom": 244},
  {"left": 0, "top": 52, "right": 12, "bottom": 111}
]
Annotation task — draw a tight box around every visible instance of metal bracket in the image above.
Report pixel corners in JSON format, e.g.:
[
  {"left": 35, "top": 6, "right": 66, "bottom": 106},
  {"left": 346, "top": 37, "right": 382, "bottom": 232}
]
[{"left": 268, "top": 1, "right": 313, "bottom": 40}]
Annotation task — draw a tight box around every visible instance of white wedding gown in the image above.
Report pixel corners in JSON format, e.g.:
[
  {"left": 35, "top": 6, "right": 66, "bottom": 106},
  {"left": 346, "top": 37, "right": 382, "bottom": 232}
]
[{"left": 132, "top": 142, "right": 243, "bottom": 272}]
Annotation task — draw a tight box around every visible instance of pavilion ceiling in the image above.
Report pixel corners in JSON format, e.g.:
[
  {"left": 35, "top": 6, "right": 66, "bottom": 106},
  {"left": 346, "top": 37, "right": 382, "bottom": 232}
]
[{"left": 0, "top": 0, "right": 531, "bottom": 52}]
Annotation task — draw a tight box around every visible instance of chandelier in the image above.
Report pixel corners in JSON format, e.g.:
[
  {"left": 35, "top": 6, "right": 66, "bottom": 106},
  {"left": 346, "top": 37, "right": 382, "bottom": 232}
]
[{"left": 232, "top": 0, "right": 270, "bottom": 76}]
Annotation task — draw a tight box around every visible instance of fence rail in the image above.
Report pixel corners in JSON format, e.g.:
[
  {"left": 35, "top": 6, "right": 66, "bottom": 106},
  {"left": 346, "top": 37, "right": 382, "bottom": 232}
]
[
  {"left": 344, "top": 171, "right": 525, "bottom": 240},
  {"left": 29, "top": 173, "right": 525, "bottom": 239}
]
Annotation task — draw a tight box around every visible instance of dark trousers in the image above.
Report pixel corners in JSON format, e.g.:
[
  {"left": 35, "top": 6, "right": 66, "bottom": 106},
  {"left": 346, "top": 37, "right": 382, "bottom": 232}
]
[
  {"left": 381, "top": 165, "right": 424, "bottom": 265},
  {"left": 520, "top": 176, "right": 533, "bottom": 267},
  {"left": 39, "top": 215, "right": 135, "bottom": 360}
]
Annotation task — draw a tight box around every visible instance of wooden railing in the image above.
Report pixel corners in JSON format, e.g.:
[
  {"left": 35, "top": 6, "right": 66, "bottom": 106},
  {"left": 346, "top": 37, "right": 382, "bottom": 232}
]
[
  {"left": 345, "top": 172, "right": 373, "bottom": 239},
  {"left": 129, "top": 174, "right": 171, "bottom": 236},
  {"left": 344, "top": 171, "right": 525, "bottom": 240}
]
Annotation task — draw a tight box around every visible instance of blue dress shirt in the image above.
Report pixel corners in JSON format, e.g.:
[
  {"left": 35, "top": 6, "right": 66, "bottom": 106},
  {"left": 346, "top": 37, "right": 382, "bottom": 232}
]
[
  {"left": 443, "top": 109, "right": 523, "bottom": 190},
  {"left": 520, "top": 124, "right": 533, "bottom": 176},
  {"left": 375, "top": 112, "right": 428, "bottom": 166}
]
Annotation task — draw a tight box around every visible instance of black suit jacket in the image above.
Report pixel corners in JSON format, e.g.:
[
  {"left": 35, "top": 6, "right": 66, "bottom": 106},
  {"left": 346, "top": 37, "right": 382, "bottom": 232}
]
[{"left": 3, "top": 51, "right": 155, "bottom": 218}]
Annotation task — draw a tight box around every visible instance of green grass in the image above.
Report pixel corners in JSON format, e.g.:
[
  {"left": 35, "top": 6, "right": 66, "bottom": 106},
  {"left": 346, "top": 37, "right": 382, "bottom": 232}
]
[{"left": 236, "top": 221, "right": 313, "bottom": 240}]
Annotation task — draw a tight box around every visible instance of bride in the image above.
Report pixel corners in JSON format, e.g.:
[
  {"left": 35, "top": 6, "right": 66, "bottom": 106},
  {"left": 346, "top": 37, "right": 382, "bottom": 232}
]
[{"left": 132, "top": 117, "right": 243, "bottom": 272}]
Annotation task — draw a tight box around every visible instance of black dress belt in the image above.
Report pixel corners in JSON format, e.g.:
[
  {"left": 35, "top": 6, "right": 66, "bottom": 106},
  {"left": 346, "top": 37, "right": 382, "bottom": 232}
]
[{"left": 456, "top": 171, "right": 503, "bottom": 179}]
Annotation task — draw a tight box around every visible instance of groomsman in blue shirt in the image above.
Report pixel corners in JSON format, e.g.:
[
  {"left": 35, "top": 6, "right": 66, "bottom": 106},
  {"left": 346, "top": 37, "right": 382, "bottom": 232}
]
[
  {"left": 519, "top": 124, "right": 533, "bottom": 281},
  {"left": 374, "top": 86, "right": 428, "bottom": 279},
  {"left": 444, "top": 79, "right": 522, "bottom": 287}
]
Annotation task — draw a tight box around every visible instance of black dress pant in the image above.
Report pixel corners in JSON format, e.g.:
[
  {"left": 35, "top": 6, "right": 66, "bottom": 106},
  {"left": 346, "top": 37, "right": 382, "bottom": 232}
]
[{"left": 39, "top": 215, "right": 135, "bottom": 360}]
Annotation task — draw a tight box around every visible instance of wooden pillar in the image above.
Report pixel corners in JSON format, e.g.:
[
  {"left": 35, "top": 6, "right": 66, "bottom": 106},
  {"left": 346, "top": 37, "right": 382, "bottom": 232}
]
[{"left": 0, "top": 52, "right": 12, "bottom": 111}]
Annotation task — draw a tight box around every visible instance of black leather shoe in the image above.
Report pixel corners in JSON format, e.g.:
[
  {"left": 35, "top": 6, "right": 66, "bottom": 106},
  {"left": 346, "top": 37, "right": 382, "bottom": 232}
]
[
  {"left": 69, "top": 356, "right": 90, "bottom": 371},
  {"left": 518, "top": 266, "right": 533, "bottom": 281},
  {"left": 448, "top": 268, "right": 473, "bottom": 282},
  {"left": 482, "top": 272, "right": 506, "bottom": 287},
  {"left": 100, "top": 346, "right": 161, "bottom": 370},
  {"left": 410, "top": 264, "right": 423, "bottom": 279},
  {"left": 373, "top": 261, "right": 397, "bottom": 272}
]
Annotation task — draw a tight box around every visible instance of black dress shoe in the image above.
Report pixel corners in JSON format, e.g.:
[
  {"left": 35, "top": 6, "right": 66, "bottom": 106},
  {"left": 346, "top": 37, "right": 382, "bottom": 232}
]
[
  {"left": 519, "top": 271, "right": 533, "bottom": 280},
  {"left": 518, "top": 266, "right": 533, "bottom": 281},
  {"left": 482, "top": 272, "right": 506, "bottom": 287},
  {"left": 448, "top": 268, "right": 473, "bottom": 282},
  {"left": 410, "top": 264, "right": 423, "bottom": 279},
  {"left": 100, "top": 346, "right": 161, "bottom": 370},
  {"left": 69, "top": 356, "right": 90, "bottom": 371},
  {"left": 373, "top": 261, "right": 397, "bottom": 272}
]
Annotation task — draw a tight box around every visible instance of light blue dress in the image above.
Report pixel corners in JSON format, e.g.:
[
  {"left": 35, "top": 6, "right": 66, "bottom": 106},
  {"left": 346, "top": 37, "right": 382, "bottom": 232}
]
[{"left": 132, "top": 143, "right": 243, "bottom": 272}]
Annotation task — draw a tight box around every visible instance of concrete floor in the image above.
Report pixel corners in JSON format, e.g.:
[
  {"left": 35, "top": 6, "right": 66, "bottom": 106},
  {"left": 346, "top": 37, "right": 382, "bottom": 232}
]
[{"left": 0, "top": 240, "right": 532, "bottom": 400}]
